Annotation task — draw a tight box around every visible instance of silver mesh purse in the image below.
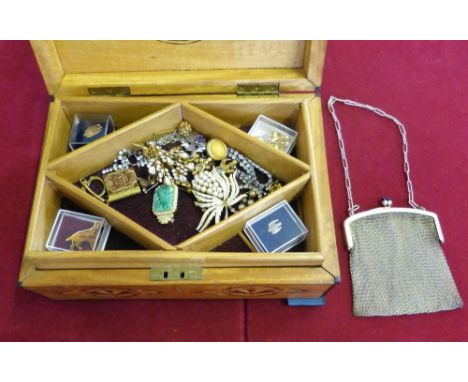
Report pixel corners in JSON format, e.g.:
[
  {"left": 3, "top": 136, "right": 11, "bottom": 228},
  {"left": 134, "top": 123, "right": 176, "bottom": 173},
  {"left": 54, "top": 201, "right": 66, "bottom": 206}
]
[{"left": 328, "top": 96, "right": 463, "bottom": 317}]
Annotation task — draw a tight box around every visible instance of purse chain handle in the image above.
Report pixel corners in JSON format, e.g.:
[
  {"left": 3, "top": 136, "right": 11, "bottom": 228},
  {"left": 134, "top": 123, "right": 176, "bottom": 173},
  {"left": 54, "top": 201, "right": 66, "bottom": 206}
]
[{"left": 327, "top": 96, "right": 424, "bottom": 216}]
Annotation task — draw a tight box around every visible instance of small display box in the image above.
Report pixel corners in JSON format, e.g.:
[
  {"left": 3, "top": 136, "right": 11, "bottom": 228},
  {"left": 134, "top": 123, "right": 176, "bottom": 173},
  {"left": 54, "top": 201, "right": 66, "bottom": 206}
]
[
  {"left": 248, "top": 115, "right": 298, "bottom": 154},
  {"left": 46, "top": 209, "right": 111, "bottom": 251},
  {"left": 69, "top": 113, "right": 115, "bottom": 151},
  {"left": 244, "top": 201, "right": 308, "bottom": 253}
]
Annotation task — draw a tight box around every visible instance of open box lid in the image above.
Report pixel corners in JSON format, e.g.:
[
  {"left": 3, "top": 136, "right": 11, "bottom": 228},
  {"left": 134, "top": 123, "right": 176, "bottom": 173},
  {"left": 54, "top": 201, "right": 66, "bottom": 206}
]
[{"left": 31, "top": 40, "right": 326, "bottom": 97}]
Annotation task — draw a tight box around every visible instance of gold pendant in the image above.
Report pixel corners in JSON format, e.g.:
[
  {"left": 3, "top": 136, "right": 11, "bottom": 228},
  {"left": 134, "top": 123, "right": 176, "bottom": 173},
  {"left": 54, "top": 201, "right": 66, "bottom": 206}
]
[
  {"left": 177, "top": 120, "right": 192, "bottom": 137},
  {"left": 152, "top": 183, "right": 179, "bottom": 224}
]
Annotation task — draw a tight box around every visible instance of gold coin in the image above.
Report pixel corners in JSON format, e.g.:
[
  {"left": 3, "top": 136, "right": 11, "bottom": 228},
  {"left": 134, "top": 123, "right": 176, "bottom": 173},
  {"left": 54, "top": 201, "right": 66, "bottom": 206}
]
[{"left": 207, "top": 138, "right": 228, "bottom": 160}]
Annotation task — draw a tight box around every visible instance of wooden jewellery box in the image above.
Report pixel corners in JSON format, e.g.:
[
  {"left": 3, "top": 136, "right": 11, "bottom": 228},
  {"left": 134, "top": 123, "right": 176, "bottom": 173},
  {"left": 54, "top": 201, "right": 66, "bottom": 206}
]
[{"left": 19, "top": 41, "right": 339, "bottom": 304}]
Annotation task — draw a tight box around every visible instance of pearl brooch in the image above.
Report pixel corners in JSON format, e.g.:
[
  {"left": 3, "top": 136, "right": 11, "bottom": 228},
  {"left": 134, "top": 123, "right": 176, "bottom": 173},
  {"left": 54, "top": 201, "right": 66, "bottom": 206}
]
[{"left": 192, "top": 168, "right": 247, "bottom": 232}]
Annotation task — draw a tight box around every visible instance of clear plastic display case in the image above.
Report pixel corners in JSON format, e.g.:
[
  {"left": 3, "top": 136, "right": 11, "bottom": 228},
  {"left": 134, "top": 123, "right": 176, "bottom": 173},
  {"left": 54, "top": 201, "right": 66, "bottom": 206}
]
[
  {"left": 248, "top": 115, "right": 298, "bottom": 154},
  {"left": 46, "top": 209, "right": 111, "bottom": 251},
  {"left": 244, "top": 200, "right": 308, "bottom": 253},
  {"left": 69, "top": 113, "right": 115, "bottom": 151}
]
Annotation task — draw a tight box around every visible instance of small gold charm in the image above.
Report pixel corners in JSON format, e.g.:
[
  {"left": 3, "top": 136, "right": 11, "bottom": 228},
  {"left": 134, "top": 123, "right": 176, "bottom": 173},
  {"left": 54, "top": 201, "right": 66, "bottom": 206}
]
[
  {"left": 137, "top": 177, "right": 154, "bottom": 190},
  {"left": 103, "top": 168, "right": 141, "bottom": 203},
  {"left": 80, "top": 176, "right": 107, "bottom": 203},
  {"left": 267, "top": 181, "right": 282, "bottom": 193},
  {"left": 207, "top": 138, "right": 228, "bottom": 161},
  {"left": 262, "top": 131, "right": 291, "bottom": 152},
  {"left": 193, "top": 156, "right": 214, "bottom": 175},
  {"left": 220, "top": 158, "right": 237, "bottom": 174},
  {"left": 66, "top": 221, "right": 103, "bottom": 250},
  {"left": 177, "top": 120, "right": 192, "bottom": 138},
  {"left": 83, "top": 123, "right": 103, "bottom": 139}
]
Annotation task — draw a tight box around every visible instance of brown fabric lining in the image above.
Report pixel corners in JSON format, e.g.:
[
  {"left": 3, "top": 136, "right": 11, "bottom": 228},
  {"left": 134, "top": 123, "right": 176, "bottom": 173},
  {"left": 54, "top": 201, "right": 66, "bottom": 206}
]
[
  {"left": 61, "top": 196, "right": 306, "bottom": 252},
  {"left": 68, "top": 125, "right": 305, "bottom": 252},
  {"left": 60, "top": 198, "right": 251, "bottom": 251}
]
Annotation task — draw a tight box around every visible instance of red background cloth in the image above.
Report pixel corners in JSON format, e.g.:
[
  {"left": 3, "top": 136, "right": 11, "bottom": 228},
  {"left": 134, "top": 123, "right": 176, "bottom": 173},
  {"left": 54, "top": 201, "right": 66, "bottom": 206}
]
[{"left": 0, "top": 41, "right": 466, "bottom": 341}]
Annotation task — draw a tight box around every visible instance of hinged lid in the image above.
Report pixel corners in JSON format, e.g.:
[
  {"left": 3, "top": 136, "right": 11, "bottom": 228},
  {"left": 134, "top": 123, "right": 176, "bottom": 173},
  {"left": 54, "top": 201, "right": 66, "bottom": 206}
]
[
  {"left": 31, "top": 40, "right": 326, "bottom": 97},
  {"left": 236, "top": 83, "right": 279, "bottom": 96}
]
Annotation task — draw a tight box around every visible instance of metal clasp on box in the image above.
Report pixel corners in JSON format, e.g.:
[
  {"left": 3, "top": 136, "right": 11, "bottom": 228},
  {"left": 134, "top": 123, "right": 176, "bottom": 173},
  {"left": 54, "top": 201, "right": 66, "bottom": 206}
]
[{"left": 149, "top": 267, "right": 203, "bottom": 281}]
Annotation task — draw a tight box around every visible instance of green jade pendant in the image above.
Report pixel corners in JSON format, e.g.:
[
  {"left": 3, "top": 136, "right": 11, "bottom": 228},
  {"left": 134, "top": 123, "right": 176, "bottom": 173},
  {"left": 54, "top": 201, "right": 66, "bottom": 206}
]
[{"left": 152, "top": 183, "right": 179, "bottom": 224}]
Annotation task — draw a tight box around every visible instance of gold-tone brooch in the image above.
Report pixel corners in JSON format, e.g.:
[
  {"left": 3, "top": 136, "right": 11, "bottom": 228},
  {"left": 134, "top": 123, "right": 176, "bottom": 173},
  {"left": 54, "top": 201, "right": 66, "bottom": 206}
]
[
  {"left": 83, "top": 123, "right": 103, "bottom": 139},
  {"left": 177, "top": 120, "right": 192, "bottom": 138},
  {"left": 66, "top": 221, "right": 103, "bottom": 250}
]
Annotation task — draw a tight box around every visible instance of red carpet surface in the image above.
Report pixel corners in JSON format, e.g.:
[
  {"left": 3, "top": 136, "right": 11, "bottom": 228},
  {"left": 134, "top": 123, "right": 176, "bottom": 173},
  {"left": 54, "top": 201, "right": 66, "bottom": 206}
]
[{"left": 0, "top": 41, "right": 466, "bottom": 341}]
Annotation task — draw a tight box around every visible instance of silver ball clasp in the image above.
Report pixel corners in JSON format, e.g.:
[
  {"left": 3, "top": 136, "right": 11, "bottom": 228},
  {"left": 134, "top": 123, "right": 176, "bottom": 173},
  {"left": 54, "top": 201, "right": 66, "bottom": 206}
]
[{"left": 380, "top": 197, "right": 393, "bottom": 208}]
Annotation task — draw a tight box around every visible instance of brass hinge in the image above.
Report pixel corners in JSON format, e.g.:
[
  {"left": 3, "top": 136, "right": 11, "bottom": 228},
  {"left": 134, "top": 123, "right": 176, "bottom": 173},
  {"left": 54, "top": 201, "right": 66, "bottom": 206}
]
[
  {"left": 149, "top": 266, "right": 203, "bottom": 281},
  {"left": 237, "top": 83, "right": 279, "bottom": 97},
  {"left": 88, "top": 86, "right": 131, "bottom": 96}
]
